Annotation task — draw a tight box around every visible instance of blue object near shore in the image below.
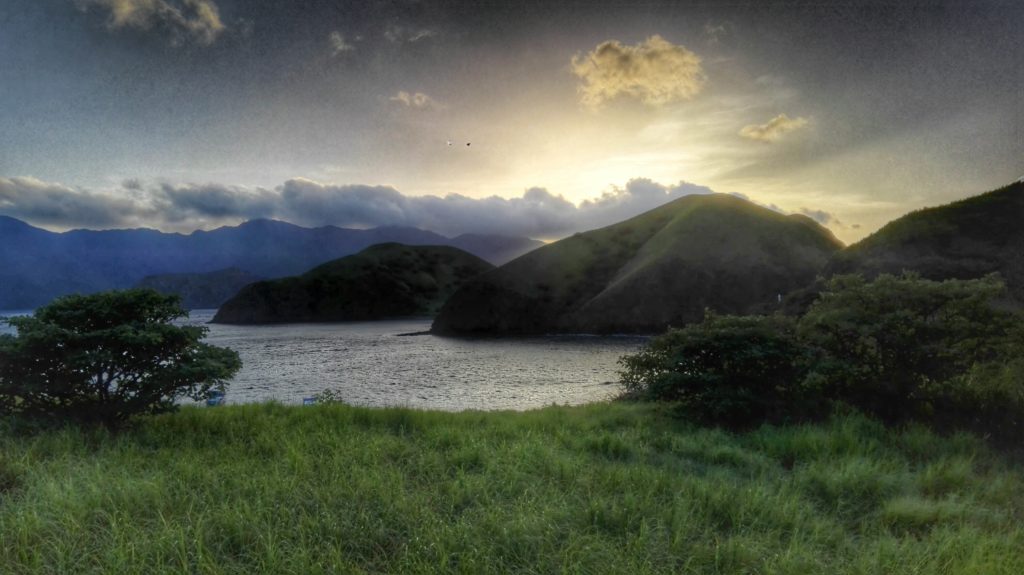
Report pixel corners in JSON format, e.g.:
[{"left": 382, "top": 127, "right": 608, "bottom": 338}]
[
  {"left": 303, "top": 397, "right": 317, "bottom": 405},
  {"left": 206, "top": 391, "right": 226, "bottom": 407}
]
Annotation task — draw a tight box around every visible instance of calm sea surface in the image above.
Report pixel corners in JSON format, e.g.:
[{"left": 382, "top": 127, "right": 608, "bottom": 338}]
[{"left": 0, "top": 310, "right": 646, "bottom": 411}]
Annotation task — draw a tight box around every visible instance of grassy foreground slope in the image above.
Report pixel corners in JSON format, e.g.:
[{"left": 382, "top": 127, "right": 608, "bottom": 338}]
[
  {"left": 433, "top": 194, "right": 842, "bottom": 335},
  {"left": 2, "top": 403, "right": 1022, "bottom": 574}
]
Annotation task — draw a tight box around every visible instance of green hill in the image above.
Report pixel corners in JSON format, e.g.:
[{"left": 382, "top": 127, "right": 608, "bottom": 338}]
[
  {"left": 827, "top": 182, "right": 1024, "bottom": 300},
  {"left": 212, "top": 244, "right": 493, "bottom": 324},
  {"left": 432, "top": 194, "right": 843, "bottom": 335}
]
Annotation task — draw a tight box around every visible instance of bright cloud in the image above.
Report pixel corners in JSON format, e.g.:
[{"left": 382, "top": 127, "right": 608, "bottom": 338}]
[
  {"left": 571, "top": 35, "right": 706, "bottom": 110},
  {"left": 739, "top": 114, "right": 809, "bottom": 143},
  {"left": 798, "top": 207, "right": 845, "bottom": 228},
  {"left": 389, "top": 91, "right": 442, "bottom": 110},
  {"left": 76, "top": 0, "right": 225, "bottom": 45}
]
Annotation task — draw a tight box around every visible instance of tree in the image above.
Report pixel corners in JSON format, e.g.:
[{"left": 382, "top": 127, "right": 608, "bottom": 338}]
[
  {"left": 0, "top": 289, "right": 241, "bottom": 429},
  {"left": 618, "top": 273, "right": 1024, "bottom": 439},
  {"left": 798, "top": 273, "right": 1020, "bottom": 423},
  {"left": 619, "top": 313, "right": 818, "bottom": 426}
]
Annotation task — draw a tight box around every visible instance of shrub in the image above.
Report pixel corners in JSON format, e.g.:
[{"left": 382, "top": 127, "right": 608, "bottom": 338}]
[
  {"left": 620, "top": 274, "right": 1024, "bottom": 439},
  {"left": 798, "top": 273, "right": 1021, "bottom": 424},
  {"left": 619, "top": 313, "right": 818, "bottom": 426},
  {"left": 934, "top": 358, "right": 1024, "bottom": 443},
  {"left": 0, "top": 289, "right": 241, "bottom": 429}
]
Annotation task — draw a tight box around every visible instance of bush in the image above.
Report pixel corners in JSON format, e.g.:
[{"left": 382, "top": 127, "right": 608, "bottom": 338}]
[
  {"left": 0, "top": 289, "right": 241, "bottom": 429},
  {"left": 934, "top": 358, "right": 1024, "bottom": 443},
  {"left": 620, "top": 274, "right": 1024, "bottom": 439},
  {"left": 798, "top": 273, "right": 1022, "bottom": 425},
  {"left": 619, "top": 314, "right": 819, "bottom": 426}
]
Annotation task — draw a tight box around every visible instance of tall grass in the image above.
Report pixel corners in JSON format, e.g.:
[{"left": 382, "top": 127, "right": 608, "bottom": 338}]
[{"left": 1, "top": 402, "right": 1022, "bottom": 574}]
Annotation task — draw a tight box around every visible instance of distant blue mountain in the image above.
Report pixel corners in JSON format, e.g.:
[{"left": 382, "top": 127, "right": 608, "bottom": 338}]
[{"left": 0, "top": 217, "right": 542, "bottom": 309}]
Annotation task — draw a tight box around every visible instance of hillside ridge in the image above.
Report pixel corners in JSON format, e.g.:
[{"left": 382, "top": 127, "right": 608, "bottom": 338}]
[
  {"left": 213, "top": 243, "right": 494, "bottom": 324},
  {"left": 433, "top": 193, "right": 843, "bottom": 335}
]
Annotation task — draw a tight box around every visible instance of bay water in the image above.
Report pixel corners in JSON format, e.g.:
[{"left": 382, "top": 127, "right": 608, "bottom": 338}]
[{"left": 1, "top": 310, "right": 646, "bottom": 411}]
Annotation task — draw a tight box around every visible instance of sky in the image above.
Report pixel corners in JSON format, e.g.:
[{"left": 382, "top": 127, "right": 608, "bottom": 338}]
[{"left": 1, "top": 0, "right": 1022, "bottom": 243}]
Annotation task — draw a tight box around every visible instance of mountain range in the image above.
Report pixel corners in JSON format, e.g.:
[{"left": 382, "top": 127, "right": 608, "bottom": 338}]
[
  {"left": 0, "top": 217, "right": 541, "bottom": 309},
  {"left": 136, "top": 268, "right": 265, "bottom": 310},
  {"left": 5, "top": 181, "right": 1021, "bottom": 331}
]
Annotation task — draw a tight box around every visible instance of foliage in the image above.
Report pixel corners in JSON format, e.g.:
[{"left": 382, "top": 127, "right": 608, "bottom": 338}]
[
  {"left": 1, "top": 403, "right": 1022, "bottom": 574},
  {"left": 620, "top": 314, "right": 819, "bottom": 425},
  {"left": 0, "top": 289, "right": 241, "bottom": 429},
  {"left": 798, "top": 273, "right": 1021, "bottom": 424},
  {"left": 621, "top": 274, "right": 1024, "bottom": 439},
  {"left": 312, "top": 388, "right": 348, "bottom": 404},
  {"left": 934, "top": 358, "right": 1024, "bottom": 441}
]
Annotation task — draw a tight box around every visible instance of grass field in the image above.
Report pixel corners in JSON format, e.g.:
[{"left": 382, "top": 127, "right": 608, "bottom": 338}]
[{"left": 1, "top": 402, "right": 1022, "bottom": 574}]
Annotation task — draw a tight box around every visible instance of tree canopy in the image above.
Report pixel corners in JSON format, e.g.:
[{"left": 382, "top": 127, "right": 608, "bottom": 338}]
[{"left": 0, "top": 289, "right": 240, "bottom": 429}]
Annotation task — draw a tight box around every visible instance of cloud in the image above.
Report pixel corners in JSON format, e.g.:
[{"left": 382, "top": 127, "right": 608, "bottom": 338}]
[
  {"left": 384, "top": 24, "right": 437, "bottom": 44},
  {"left": 389, "top": 91, "right": 442, "bottom": 110},
  {"left": 272, "top": 178, "right": 714, "bottom": 238},
  {"left": 328, "top": 31, "right": 355, "bottom": 56},
  {"left": 729, "top": 192, "right": 784, "bottom": 214},
  {"left": 739, "top": 114, "right": 809, "bottom": 143},
  {"left": 76, "top": 0, "right": 225, "bottom": 45},
  {"left": 0, "top": 177, "right": 145, "bottom": 229},
  {"left": 570, "top": 35, "right": 706, "bottom": 110},
  {"left": 155, "top": 183, "right": 279, "bottom": 222},
  {"left": 2, "top": 175, "right": 849, "bottom": 238},
  {"left": 576, "top": 179, "right": 713, "bottom": 230},
  {"left": 0, "top": 176, "right": 716, "bottom": 238},
  {"left": 797, "top": 207, "right": 834, "bottom": 225},
  {"left": 798, "top": 207, "right": 844, "bottom": 228},
  {"left": 121, "top": 178, "right": 144, "bottom": 191},
  {"left": 703, "top": 22, "right": 732, "bottom": 46}
]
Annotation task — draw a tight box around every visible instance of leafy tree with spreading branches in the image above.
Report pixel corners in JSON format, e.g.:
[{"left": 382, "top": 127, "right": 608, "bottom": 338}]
[{"left": 0, "top": 289, "right": 240, "bottom": 429}]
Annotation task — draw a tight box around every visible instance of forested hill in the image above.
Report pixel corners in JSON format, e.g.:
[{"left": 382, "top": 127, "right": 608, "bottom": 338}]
[{"left": 212, "top": 244, "right": 494, "bottom": 324}]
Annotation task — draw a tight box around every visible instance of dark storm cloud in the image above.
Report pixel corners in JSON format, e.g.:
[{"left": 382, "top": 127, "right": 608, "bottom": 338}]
[{"left": 0, "top": 176, "right": 713, "bottom": 237}]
